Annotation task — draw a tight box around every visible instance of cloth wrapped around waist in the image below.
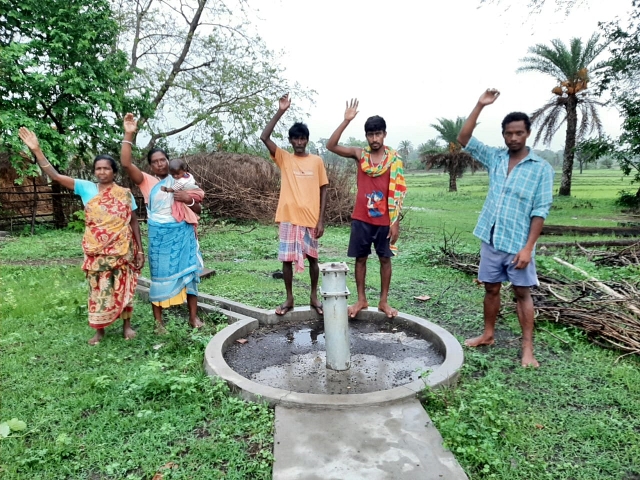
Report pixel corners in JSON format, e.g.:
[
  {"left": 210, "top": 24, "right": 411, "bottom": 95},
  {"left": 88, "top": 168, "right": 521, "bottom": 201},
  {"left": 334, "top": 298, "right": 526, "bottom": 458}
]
[{"left": 147, "top": 219, "right": 203, "bottom": 302}]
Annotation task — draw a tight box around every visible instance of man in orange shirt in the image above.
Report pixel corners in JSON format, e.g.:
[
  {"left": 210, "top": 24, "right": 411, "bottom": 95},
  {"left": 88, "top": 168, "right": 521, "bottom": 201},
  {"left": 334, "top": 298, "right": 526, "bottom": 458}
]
[{"left": 260, "top": 93, "right": 329, "bottom": 315}]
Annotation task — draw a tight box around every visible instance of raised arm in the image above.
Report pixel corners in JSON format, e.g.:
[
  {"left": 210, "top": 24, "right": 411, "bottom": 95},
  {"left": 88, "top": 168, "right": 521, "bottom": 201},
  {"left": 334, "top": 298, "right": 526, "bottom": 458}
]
[
  {"left": 260, "top": 94, "right": 290, "bottom": 157},
  {"left": 121, "top": 113, "right": 144, "bottom": 185},
  {"left": 18, "top": 128, "right": 75, "bottom": 191},
  {"left": 457, "top": 89, "right": 500, "bottom": 147},
  {"left": 326, "top": 99, "right": 363, "bottom": 161}
]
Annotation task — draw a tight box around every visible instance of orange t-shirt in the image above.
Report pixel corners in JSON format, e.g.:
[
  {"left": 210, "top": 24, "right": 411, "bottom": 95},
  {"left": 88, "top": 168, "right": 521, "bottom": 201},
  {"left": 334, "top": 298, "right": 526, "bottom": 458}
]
[{"left": 272, "top": 147, "right": 329, "bottom": 228}]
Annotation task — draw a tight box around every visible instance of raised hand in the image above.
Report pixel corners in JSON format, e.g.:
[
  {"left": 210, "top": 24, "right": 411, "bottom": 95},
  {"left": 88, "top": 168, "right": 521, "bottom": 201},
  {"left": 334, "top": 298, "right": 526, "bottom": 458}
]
[
  {"left": 123, "top": 113, "right": 138, "bottom": 134},
  {"left": 478, "top": 88, "right": 500, "bottom": 106},
  {"left": 278, "top": 93, "right": 291, "bottom": 112},
  {"left": 345, "top": 98, "right": 359, "bottom": 121},
  {"left": 18, "top": 127, "right": 41, "bottom": 152}
]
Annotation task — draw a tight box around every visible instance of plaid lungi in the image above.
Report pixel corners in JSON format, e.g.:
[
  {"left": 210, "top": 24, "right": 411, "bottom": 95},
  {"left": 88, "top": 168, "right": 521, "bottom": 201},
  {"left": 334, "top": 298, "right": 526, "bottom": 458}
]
[{"left": 278, "top": 222, "right": 318, "bottom": 273}]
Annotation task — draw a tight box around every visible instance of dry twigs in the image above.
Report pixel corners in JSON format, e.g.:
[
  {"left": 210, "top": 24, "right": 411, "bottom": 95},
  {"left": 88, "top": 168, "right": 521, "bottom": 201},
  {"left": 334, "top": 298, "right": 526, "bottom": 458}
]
[
  {"left": 441, "top": 245, "right": 640, "bottom": 356},
  {"left": 185, "top": 152, "right": 354, "bottom": 224}
]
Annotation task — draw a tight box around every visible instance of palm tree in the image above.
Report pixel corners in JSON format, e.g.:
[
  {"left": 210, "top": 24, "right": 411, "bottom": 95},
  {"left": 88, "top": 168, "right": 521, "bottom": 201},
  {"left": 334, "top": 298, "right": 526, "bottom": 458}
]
[
  {"left": 397, "top": 140, "right": 413, "bottom": 160},
  {"left": 420, "top": 117, "right": 481, "bottom": 192},
  {"left": 417, "top": 139, "right": 444, "bottom": 157},
  {"left": 518, "top": 34, "right": 608, "bottom": 196}
]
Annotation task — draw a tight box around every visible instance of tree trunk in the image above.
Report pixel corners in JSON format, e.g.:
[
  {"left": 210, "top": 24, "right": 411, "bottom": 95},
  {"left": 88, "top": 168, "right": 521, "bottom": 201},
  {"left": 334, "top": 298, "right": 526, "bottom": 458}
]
[
  {"left": 448, "top": 167, "right": 457, "bottom": 192},
  {"left": 31, "top": 177, "right": 37, "bottom": 235},
  {"left": 559, "top": 95, "right": 578, "bottom": 196},
  {"left": 50, "top": 183, "right": 67, "bottom": 228}
]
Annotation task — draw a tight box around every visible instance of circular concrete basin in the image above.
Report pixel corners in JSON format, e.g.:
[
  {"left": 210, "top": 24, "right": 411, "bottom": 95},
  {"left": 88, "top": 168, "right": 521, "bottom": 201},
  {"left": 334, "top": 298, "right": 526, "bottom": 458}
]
[{"left": 203, "top": 304, "right": 464, "bottom": 408}]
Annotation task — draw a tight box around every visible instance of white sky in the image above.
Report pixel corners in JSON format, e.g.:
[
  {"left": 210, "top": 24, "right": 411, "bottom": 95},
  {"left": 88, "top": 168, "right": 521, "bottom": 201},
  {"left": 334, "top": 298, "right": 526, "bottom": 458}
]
[{"left": 253, "top": 0, "right": 630, "bottom": 151}]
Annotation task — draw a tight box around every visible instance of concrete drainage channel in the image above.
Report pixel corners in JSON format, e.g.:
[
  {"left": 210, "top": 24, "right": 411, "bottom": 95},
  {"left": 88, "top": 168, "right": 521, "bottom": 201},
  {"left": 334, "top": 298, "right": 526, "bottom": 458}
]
[{"left": 135, "top": 277, "right": 468, "bottom": 479}]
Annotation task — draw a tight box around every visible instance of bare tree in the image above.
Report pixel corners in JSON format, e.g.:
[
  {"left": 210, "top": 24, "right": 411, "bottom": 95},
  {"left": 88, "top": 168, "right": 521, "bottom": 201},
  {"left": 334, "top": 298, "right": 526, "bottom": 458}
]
[{"left": 113, "top": 0, "right": 313, "bottom": 150}]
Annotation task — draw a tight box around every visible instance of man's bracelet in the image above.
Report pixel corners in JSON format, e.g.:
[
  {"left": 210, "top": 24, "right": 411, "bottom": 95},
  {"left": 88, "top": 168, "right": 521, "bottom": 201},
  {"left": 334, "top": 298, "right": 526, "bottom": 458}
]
[
  {"left": 122, "top": 140, "right": 134, "bottom": 146},
  {"left": 187, "top": 199, "right": 196, "bottom": 207}
]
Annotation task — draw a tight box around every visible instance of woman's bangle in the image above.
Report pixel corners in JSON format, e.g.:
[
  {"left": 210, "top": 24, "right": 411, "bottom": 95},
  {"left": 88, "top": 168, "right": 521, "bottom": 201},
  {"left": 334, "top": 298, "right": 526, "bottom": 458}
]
[
  {"left": 187, "top": 199, "right": 195, "bottom": 207},
  {"left": 122, "top": 140, "right": 134, "bottom": 146},
  {"left": 39, "top": 162, "right": 51, "bottom": 168}
]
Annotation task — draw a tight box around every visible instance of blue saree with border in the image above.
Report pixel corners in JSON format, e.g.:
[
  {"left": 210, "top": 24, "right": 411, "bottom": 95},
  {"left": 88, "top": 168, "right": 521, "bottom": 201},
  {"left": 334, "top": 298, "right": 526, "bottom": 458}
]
[{"left": 147, "top": 178, "right": 203, "bottom": 302}]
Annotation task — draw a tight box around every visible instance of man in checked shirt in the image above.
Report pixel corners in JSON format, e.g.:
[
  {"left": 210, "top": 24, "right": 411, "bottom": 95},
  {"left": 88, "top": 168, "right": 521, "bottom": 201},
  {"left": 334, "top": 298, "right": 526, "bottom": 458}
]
[{"left": 458, "top": 88, "right": 555, "bottom": 367}]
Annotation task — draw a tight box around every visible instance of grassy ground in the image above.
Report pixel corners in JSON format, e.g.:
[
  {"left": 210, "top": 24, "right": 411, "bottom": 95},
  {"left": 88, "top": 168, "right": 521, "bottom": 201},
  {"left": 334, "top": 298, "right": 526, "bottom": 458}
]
[
  {"left": 1, "top": 168, "right": 639, "bottom": 479},
  {"left": 0, "top": 265, "right": 273, "bottom": 479}
]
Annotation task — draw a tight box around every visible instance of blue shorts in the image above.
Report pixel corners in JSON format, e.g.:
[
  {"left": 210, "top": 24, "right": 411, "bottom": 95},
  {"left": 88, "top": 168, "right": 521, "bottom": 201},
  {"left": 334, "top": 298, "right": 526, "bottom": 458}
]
[
  {"left": 478, "top": 241, "right": 538, "bottom": 287},
  {"left": 347, "top": 220, "right": 393, "bottom": 258}
]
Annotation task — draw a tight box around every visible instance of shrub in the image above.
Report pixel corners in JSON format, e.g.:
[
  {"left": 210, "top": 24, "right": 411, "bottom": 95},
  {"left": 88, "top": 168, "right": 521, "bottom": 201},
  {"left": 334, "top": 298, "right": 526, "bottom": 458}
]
[
  {"left": 615, "top": 190, "right": 640, "bottom": 209},
  {"left": 66, "top": 210, "right": 85, "bottom": 233}
]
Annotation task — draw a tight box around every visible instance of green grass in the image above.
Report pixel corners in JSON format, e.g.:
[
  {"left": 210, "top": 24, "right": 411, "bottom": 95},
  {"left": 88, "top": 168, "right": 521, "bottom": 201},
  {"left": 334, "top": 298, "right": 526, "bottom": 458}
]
[
  {"left": 1, "top": 168, "right": 639, "bottom": 479},
  {"left": 0, "top": 267, "right": 273, "bottom": 479},
  {"left": 0, "top": 230, "right": 84, "bottom": 261},
  {"left": 403, "top": 169, "right": 634, "bottom": 244}
]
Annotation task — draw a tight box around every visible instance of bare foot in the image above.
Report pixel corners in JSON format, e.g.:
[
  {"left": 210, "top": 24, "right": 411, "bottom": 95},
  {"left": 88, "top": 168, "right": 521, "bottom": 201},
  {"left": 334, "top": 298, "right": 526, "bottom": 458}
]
[
  {"left": 123, "top": 320, "right": 136, "bottom": 340},
  {"left": 521, "top": 346, "right": 540, "bottom": 368},
  {"left": 155, "top": 323, "right": 168, "bottom": 335},
  {"left": 88, "top": 328, "right": 105, "bottom": 345},
  {"left": 378, "top": 302, "right": 398, "bottom": 318},
  {"left": 348, "top": 300, "right": 369, "bottom": 318},
  {"left": 464, "top": 334, "right": 495, "bottom": 347},
  {"left": 189, "top": 316, "right": 204, "bottom": 328}
]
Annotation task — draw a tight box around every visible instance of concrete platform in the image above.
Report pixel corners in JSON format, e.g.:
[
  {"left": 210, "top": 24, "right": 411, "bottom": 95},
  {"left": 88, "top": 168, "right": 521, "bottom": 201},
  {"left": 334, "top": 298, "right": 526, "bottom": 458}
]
[
  {"left": 273, "top": 399, "right": 468, "bottom": 480},
  {"left": 133, "top": 277, "right": 468, "bottom": 478}
]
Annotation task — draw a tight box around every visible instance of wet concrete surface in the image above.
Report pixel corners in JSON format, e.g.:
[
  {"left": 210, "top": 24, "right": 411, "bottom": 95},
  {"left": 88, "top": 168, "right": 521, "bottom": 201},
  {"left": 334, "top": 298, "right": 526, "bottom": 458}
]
[{"left": 224, "top": 319, "right": 445, "bottom": 394}]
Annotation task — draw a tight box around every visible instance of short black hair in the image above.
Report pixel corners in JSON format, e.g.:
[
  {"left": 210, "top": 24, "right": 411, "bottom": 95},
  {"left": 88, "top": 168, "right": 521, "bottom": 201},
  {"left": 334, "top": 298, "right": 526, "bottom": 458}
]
[
  {"left": 364, "top": 115, "right": 386, "bottom": 133},
  {"left": 502, "top": 112, "right": 531, "bottom": 132},
  {"left": 288, "top": 122, "right": 309, "bottom": 139},
  {"left": 93, "top": 154, "right": 118, "bottom": 174},
  {"left": 169, "top": 158, "right": 187, "bottom": 173},
  {"left": 147, "top": 147, "right": 169, "bottom": 164}
]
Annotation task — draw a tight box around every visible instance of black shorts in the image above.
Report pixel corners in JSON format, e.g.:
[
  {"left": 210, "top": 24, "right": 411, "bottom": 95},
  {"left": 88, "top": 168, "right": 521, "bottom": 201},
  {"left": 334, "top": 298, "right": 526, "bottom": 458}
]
[{"left": 347, "top": 219, "right": 393, "bottom": 258}]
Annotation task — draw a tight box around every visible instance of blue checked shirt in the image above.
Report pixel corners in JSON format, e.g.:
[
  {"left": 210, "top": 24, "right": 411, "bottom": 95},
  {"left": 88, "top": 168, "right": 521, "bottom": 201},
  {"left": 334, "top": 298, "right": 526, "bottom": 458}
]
[{"left": 464, "top": 137, "right": 555, "bottom": 254}]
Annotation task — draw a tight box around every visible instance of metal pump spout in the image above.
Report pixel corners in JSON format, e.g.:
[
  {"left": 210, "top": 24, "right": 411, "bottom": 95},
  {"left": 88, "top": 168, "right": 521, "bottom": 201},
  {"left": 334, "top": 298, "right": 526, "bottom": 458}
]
[{"left": 319, "top": 262, "right": 351, "bottom": 371}]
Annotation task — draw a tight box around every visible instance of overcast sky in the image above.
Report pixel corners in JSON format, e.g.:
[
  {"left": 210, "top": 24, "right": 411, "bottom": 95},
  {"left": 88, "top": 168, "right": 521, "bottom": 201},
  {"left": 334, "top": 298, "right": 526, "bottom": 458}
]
[{"left": 253, "top": 0, "right": 631, "bottom": 151}]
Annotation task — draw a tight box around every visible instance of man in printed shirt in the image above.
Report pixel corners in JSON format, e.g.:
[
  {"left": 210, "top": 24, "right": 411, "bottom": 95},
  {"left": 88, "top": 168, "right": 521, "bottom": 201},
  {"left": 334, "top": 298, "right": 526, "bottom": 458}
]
[
  {"left": 260, "top": 93, "right": 329, "bottom": 316},
  {"left": 457, "top": 88, "right": 554, "bottom": 367},
  {"left": 326, "top": 99, "right": 407, "bottom": 319}
]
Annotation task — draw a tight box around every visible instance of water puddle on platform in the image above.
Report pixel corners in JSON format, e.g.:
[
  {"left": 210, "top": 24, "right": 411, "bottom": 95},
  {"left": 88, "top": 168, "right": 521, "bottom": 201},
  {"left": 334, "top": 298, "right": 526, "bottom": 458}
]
[{"left": 224, "top": 320, "right": 444, "bottom": 394}]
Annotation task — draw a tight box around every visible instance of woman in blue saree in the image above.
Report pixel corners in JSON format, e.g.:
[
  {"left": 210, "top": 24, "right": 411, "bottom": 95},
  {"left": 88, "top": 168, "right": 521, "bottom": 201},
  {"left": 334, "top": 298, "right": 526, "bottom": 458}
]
[{"left": 120, "top": 113, "right": 205, "bottom": 330}]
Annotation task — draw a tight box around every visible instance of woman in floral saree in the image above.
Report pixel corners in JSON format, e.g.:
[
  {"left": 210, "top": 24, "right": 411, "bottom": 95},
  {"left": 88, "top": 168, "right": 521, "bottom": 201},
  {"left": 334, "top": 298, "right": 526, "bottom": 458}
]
[
  {"left": 120, "top": 114, "right": 205, "bottom": 331},
  {"left": 19, "top": 128, "right": 144, "bottom": 345}
]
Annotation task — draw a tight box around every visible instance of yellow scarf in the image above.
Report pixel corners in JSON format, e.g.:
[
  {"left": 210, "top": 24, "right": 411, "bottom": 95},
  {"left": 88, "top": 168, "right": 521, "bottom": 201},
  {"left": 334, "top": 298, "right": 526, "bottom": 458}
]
[{"left": 359, "top": 146, "right": 407, "bottom": 226}]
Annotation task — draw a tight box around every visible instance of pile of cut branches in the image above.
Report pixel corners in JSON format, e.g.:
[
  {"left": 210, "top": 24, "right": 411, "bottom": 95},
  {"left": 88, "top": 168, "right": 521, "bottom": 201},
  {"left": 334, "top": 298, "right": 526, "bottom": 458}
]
[
  {"left": 185, "top": 152, "right": 354, "bottom": 224},
  {"left": 585, "top": 242, "right": 640, "bottom": 267},
  {"left": 442, "top": 245, "right": 640, "bottom": 357},
  {"left": 187, "top": 152, "right": 279, "bottom": 223}
]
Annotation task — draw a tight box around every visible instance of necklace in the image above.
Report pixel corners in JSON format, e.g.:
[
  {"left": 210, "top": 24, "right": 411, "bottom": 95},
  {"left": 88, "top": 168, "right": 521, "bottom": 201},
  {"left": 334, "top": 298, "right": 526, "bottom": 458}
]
[{"left": 367, "top": 148, "right": 387, "bottom": 167}]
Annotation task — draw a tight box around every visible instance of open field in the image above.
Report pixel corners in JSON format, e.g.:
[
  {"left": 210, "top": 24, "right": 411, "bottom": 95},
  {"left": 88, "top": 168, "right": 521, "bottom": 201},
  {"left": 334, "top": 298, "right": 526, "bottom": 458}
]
[
  {"left": 1, "top": 169, "right": 639, "bottom": 479},
  {"left": 404, "top": 169, "right": 636, "bottom": 244}
]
